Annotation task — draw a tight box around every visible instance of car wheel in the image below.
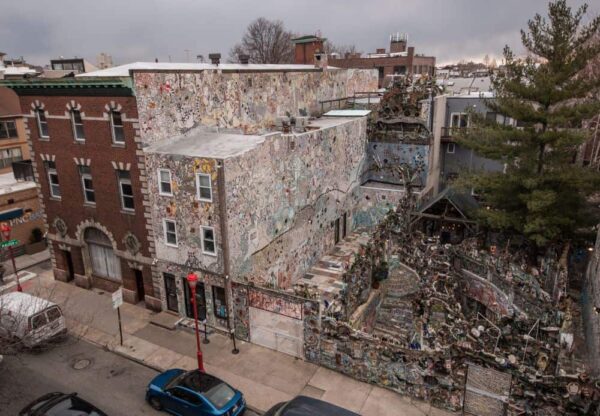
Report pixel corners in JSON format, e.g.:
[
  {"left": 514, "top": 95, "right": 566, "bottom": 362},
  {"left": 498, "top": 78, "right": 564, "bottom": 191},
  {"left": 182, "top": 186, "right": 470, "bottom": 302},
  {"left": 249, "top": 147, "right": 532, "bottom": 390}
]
[{"left": 148, "top": 396, "right": 162, "bottom": 410}]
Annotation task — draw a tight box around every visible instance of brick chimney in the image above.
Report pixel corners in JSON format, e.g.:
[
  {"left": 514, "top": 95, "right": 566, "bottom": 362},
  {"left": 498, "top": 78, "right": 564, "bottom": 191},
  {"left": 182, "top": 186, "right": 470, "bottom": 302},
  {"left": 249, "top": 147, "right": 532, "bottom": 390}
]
[
  {"left": 292, "top": 35, "right": 325, "bottom": 65},
  {"left": 390, "top": 33, "right": 408, "bottom": 53},
  {"left": 238, "top": 54, "right": 250, "bottom": 64},
  {"left": 209, "top": 53, "right": 221, "bottom": 65},
  {"left": 376, "top": 48, "right": 386, "bottom": 54}
]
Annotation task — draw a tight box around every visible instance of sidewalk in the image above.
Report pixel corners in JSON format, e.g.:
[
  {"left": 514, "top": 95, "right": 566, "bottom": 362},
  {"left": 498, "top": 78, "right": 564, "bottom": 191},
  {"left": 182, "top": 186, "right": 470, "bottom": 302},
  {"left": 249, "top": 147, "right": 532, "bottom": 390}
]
[
  {"left": 21, "top": 268, "right": 452, "bottom": 416},
  {"left": 0, "top": 249, "right": 50, "bottom": 291}
]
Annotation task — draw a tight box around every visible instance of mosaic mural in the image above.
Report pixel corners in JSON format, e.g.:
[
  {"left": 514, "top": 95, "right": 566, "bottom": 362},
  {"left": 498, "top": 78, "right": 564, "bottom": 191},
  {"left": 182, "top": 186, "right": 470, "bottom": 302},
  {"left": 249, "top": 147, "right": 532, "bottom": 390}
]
[
  {"left": 224, "top": 117, "right": 369, "bottom": 288},
  {"left": 134, "top": 68, "right": 378, "bottom": 145}
]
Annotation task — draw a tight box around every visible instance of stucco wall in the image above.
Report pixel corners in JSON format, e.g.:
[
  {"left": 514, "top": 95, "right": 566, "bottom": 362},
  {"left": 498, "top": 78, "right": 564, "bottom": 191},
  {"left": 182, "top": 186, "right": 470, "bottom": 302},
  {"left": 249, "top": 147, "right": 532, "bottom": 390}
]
[
  {"left": 224, "top": 117, "right": 368, "bottom": 288},
  {"left": 133, "top": 69, "right": 378, "bottom": 144}
]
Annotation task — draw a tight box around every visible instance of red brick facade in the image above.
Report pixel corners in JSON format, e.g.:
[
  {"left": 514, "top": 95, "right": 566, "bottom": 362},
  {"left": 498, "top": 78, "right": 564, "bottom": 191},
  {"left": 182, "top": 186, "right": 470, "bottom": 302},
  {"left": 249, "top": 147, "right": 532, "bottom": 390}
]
[{"left": 10, "top": 83, "right": 160, "bottom": 310}]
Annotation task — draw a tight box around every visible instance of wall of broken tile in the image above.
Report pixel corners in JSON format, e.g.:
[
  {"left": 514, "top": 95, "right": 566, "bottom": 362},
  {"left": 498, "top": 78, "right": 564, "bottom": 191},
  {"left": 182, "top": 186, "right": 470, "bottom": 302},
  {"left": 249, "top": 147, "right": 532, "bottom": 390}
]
[
  {"left": 134, "top": 68, "right": 378, "bottom": 144},
  {"left": 223, "top": 118, "right": 368, "bottom": 288},
  {"left": 363, "top": 142, "right": 429, "bottom": 187},
  {"left": 305, "top": 202, "right": 600, "bottom": 415},
  {"left": 145, "top": 152, "right": 224, "bottom": 274},
  {"left": 583, "top": 227, "right": 600, "bottom": 377},
  {"left": 353, "top": 185, "right": 406, "bottom": 229}
]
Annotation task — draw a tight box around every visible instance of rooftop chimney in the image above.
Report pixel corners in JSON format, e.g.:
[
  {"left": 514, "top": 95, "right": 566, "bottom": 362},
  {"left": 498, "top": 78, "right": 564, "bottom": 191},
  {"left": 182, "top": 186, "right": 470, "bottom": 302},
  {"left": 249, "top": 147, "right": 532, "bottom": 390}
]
[
  {"left": 209, "top": 53, "right": 221, "bottom": 65},
  {"left": 238, "top": 54, "right": 250, "bottom": 64},
  {"left": 376, "top": 48, "right": 386, "bottom": 54},
  {"left": 390, "top": 32, "right": 408, "bottom": 53}
]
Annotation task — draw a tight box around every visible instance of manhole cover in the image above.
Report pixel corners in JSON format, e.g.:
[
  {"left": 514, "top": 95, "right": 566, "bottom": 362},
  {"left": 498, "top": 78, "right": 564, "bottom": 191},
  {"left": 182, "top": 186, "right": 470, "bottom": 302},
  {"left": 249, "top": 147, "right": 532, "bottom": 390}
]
[{"left": 73, "top": 359, "right": 91, "bottom": 370}]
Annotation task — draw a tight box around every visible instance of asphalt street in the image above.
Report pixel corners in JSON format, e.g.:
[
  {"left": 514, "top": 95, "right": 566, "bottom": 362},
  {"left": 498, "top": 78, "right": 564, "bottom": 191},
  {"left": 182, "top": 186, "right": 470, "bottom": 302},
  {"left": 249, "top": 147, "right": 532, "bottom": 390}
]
[{"left": 0, "top": 336, "right": 260, "bottom": 415}]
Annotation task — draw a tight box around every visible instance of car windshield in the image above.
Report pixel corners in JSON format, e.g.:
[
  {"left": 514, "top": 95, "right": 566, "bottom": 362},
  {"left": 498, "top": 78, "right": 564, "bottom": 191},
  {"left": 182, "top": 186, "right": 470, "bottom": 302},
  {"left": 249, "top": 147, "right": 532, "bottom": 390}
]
[
  {"left": 178, "top": 371, "right": 236, "bottom": 409},
  {"left": 46, "top": 396, "right": 104, "bottom": 416}
]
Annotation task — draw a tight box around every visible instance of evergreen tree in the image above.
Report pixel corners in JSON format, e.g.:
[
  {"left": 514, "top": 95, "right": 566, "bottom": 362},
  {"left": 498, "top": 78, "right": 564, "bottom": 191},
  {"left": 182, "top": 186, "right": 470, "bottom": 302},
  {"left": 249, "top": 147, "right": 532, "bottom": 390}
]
[{"left": 458, "top": 0, "right": 600, "bottom": 247}]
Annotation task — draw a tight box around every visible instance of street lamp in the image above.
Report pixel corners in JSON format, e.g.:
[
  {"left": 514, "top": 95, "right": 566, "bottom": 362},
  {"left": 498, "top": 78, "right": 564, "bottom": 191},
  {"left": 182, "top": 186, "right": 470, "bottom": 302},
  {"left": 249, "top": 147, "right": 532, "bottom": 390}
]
[
  {"left": 1, "top": 223, "right": 21, "bottom": 292},
  {"left": 186, "top": 272, "right": 205, "bottom": 372}
]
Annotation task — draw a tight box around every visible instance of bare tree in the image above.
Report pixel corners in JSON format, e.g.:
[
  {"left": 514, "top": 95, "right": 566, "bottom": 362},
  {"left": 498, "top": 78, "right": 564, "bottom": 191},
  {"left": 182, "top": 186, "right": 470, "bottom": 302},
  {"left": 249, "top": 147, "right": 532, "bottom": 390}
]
[
  {"left": 325, "top": 40, "right": 359, "bottom": 58},
  {"left": 228, "top": 18, "right": 295, "bottom": 64}
]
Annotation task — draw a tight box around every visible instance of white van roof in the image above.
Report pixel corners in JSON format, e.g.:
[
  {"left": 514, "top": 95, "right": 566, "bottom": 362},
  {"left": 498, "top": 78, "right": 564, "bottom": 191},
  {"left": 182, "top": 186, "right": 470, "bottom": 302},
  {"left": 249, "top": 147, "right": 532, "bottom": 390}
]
[{"left": 0, "top": 292, "right": 56, "bottom": 316}]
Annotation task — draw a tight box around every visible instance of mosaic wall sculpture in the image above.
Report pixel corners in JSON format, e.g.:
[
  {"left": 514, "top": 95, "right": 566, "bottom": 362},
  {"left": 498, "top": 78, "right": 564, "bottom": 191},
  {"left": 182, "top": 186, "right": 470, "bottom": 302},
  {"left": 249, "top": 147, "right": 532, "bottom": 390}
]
[
  {"left": 364, "top": 142, "right": 429, "bottom": 187},
  {"left": 145, "top": 153, "right": 224, "bottom": 274},
  {"left": 224, "top": 118, "right": 368, "bottom": 288},
  {"left": 134, "top": 68, "right": 378, "bottom": 145}
]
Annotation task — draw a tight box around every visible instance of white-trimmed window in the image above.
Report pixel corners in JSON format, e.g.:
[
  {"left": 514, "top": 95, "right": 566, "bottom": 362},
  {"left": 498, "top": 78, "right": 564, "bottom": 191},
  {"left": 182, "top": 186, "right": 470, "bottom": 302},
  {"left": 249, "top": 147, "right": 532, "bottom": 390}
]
[
  {"left": 450, "top": 112, "right": 469, "bottom": 128},
  {"left": 45, "top": 161, "right": 60, "bottom": 198},
  {"left": 71, "top": 109, "right": 85, "bottom": 141},
  {"left": 196, "top": 173, "right": 212, "bottom": 202},
  {"left": 447, "top": 143, "right": 456, "bottom": 154},
  {"left": 201, "top": 226, "right": 216, "bottom": 255},
  {"left": 36, "top": 108, "right": 49, "bottom": 138},
  {"left": 79, "top": 166, "right": 95, "bottom": 204},
  {"left": 110, "top": 111, "right": 125, "bottom": 144},
  {"left": 158, "top": 169, "right": 172, "bottom": 196},
  {"left": 164, "top": 219, "right": 178, "bottom": 247},
  {"left": 117, "top": 170, "right": 134, "bottom": 211}
]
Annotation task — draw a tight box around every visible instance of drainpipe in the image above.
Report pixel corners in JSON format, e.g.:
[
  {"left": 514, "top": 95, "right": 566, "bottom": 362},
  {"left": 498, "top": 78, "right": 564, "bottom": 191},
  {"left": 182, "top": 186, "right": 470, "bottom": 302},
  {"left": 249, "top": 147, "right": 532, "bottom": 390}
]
[{"left": 216, "top": 159, "right": 239, "bottom": 354}]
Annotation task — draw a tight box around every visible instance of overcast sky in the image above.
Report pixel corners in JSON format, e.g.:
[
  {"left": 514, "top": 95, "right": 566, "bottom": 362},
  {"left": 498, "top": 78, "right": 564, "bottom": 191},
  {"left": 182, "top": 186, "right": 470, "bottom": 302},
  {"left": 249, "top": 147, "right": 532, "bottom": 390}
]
[{"left": 1, "top": 0, "right": 598, "bottom": 67}]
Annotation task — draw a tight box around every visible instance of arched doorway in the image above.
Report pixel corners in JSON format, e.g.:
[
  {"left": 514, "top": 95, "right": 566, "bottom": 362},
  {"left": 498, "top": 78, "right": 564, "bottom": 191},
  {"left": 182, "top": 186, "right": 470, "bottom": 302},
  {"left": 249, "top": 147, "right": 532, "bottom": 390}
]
[{"left": 84, "top": 227, "right": 121, "bottom": 281}]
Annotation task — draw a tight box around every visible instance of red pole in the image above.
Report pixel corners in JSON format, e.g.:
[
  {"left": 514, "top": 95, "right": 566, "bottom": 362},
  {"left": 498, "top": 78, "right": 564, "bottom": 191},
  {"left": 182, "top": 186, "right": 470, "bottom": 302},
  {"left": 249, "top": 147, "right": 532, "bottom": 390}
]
[{"left": 190, "top": 285, "right": 205, "bottom": 372}]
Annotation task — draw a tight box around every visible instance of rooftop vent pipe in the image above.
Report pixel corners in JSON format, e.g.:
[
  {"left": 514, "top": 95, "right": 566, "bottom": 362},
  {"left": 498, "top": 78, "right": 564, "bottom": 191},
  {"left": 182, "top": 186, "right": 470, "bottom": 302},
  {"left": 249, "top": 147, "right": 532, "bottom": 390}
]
[{"left": 209, "top": 53, "right": 221, "bottom": 65}]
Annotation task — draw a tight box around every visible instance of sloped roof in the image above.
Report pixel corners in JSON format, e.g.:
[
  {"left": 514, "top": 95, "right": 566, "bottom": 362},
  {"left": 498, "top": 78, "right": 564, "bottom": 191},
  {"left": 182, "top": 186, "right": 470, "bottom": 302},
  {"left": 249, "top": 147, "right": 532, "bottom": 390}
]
[{"left": 418, "top": 187, "right": 479, "bottom": 219}]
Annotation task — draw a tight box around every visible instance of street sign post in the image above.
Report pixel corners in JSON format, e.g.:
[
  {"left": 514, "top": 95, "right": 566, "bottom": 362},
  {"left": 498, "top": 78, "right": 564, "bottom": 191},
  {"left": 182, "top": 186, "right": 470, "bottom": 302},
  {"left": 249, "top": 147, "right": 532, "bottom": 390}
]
[
  {"left": 112, "top": 289, "right": 124, "bottom": 345},
  {"left": 0, "top": 239, "right": 18, "bottom": 248}
]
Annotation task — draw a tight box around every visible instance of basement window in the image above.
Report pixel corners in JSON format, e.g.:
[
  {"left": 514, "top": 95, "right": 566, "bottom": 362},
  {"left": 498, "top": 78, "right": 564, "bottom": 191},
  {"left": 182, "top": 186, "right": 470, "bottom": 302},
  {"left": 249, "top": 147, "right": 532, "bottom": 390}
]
[{"left": 447, "top": 143, "right": 456, "bottom": 154}]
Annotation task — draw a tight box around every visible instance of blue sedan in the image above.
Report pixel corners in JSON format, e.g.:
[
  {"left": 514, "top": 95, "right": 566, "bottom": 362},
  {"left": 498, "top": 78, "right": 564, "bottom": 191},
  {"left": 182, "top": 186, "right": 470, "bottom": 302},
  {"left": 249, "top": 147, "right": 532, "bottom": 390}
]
[{"left": 146, "top": 369, "right": 246, "bottom": 416}]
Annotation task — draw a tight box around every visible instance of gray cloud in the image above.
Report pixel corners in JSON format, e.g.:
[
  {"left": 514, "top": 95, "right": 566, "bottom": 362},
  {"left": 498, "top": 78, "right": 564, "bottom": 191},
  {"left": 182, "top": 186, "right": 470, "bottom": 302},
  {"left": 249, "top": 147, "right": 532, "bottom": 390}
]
[{"left": 1, "top": 0, "right": 597, "bottom": 66}]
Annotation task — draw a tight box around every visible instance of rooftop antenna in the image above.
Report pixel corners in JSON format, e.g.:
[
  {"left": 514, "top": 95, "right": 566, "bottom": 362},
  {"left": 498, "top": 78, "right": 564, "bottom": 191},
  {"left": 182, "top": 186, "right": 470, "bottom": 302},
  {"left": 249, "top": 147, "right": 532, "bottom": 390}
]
[
  {"left": 168, "top": 55, "right": 172, "bottom": 63},
  {"left": 184, "top": 49, "right": 190, "bottom": 63}
]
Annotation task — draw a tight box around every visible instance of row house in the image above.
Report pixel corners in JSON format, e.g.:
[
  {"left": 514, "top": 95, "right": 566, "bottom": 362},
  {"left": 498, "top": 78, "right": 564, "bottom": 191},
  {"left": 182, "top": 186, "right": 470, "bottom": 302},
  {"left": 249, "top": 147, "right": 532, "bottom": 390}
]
[
  {"left": 2, "top": 77, "right": 160, "bottom": 310},
  {"left": 2, "top": 62, "right": 379, "bottom": 330}
]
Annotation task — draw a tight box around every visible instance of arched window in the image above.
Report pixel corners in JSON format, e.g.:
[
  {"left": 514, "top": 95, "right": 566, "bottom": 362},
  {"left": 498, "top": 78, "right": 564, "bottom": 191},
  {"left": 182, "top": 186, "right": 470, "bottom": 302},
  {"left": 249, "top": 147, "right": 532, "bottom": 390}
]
[{"left": 84, "top": 228, "right": 121, "bottom": 281}]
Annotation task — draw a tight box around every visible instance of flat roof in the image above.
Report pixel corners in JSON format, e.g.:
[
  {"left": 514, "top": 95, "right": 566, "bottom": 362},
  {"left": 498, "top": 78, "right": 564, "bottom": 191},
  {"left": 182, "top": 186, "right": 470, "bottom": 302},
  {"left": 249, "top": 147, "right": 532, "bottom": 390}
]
[
  {"left": 0, "top": 172, "right": 36, "bottom": 195},
  {"left": 78, "top": 62, "right": 329, "bottom": 78},
  {"left": 145, "top": 128, "right": 267, "bottom": 159},
  {"left": 323, "top": 109, "right": 371, "bottom": 117}
]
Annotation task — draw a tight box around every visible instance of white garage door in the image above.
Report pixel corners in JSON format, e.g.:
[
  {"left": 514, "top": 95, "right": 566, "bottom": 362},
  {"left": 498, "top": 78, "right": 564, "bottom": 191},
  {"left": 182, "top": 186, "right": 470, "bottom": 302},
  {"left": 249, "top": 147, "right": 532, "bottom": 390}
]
[{"left": 249, "top": 306, "right": 304, "bottom": 358}]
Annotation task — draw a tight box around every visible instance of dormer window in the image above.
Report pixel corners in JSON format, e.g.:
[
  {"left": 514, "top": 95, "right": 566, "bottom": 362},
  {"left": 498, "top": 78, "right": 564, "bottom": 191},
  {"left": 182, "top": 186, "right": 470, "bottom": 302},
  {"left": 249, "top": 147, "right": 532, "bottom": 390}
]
[
  {"left": 71, "top": 109, "right": 85, "bottom": 141},
  {"left": 111, "top": 111, "right": 125, "bottom": 144},
  {"left": 36, "top": 108, "right": 49, "bottom": 138}
]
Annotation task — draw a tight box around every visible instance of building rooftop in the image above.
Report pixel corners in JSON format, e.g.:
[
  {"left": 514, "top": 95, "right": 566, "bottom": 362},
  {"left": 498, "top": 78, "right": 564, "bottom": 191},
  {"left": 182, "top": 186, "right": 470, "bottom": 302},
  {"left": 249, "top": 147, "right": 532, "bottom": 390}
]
[
  {"left": 145, "top": 128, "right": 267, "bottom": 159},
  {"left": 0, "top": 172, "right": 36, "bottom": 195},
  {"left": 78, "top": 62, "right": 329, "bottom": 77}
]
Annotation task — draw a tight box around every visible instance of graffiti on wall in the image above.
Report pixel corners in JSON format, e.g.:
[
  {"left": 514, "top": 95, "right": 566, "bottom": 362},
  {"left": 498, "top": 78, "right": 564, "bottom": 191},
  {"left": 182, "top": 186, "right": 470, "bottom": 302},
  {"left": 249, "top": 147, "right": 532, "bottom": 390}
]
[{"left": 249, "top": 287, "right": 302, "bottom": 319}]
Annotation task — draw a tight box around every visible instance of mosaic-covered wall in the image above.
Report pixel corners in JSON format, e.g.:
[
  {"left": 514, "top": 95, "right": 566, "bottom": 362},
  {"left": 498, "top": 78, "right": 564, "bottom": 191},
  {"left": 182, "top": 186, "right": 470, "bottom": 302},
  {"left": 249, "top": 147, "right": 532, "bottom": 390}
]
[
  {"left": 353, "top": 184, "right": 406, "bottom": 229},
  {"left": 223, "top": 117, "right": 368, "bottom": 288},
  {"left": 145, "top": 153, "right": 224, "bottom": 274},
  {"left": 134, "top": 69, "right": 378, "bottom": 145},
  {"left": 363, "top": 142, "right": 429, "bottom": 187}
]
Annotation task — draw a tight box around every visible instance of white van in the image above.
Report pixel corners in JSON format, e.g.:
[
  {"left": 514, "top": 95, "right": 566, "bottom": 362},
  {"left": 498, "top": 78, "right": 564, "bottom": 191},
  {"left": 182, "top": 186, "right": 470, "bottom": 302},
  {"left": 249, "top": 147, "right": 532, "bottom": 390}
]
[{"left": 0, "top": 292, "right": 66, "bottom": 347}]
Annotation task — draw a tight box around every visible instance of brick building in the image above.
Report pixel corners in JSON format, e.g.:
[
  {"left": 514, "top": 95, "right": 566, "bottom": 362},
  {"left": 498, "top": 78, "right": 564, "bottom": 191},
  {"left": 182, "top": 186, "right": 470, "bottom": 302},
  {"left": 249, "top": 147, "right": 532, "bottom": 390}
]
[
  {"left": 298, "top": 33, "right": 436, "bottom": 88},
  {"left": 2, "top": 78, "right": 160, "bottom": 310},
  {"left": 0, "top": 87, "right": 30, "bottom": 174}
]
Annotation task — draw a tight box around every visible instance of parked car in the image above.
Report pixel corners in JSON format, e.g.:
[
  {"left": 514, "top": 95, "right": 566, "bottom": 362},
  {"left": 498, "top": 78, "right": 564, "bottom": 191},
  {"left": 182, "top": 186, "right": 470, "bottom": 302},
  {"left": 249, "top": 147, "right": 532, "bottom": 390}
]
[
  {"left": 146, "top": 368, "right": 245, "bottom": 416},
  {"left": 0, "top": 292, "right": 67, "bottom": 347},
  {"left": 19, "top": 392, "right": 107, "bottom": 415},
  {"left": 264, "top": 396, "right": 360, "bottom": 416}
]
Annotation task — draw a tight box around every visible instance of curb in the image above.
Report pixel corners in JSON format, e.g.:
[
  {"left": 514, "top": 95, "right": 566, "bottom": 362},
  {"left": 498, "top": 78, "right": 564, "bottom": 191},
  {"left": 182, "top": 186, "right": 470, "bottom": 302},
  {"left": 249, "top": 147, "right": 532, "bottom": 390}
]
[{"left": 105, "top": 342, "right": 264, "bottom": 414}]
